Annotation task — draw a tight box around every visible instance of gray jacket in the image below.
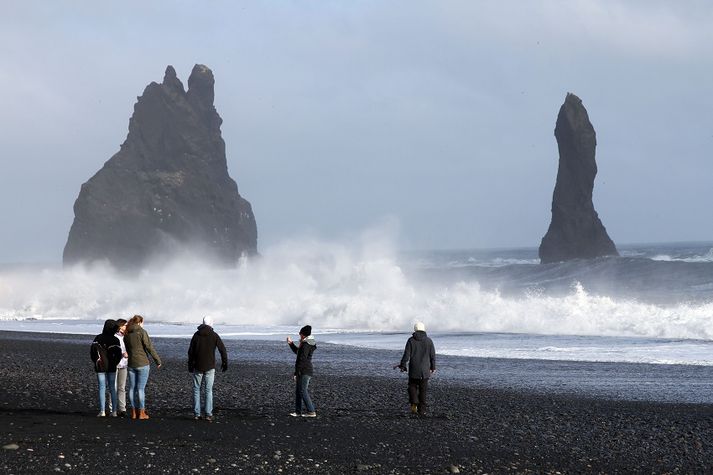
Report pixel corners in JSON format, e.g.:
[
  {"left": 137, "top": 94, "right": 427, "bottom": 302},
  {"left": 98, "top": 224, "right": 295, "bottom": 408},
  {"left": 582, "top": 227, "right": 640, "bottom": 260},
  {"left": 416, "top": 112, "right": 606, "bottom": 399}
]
[{"left": 399, "top": 331, "right": 436, "bottom": 379}]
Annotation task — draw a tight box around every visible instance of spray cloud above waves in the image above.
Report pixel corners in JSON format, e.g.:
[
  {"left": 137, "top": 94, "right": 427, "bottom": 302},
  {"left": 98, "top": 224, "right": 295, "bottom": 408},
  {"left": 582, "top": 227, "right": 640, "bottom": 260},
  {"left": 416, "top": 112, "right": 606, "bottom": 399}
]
[{"left": 4, "top": 232, "right": 713, "bottom": 341}]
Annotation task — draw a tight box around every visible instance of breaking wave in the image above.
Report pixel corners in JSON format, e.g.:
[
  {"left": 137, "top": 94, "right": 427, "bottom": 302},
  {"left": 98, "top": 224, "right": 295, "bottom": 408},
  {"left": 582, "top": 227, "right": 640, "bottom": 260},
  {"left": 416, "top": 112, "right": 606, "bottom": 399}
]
[
  {"left": 650, "top": 248, "right": 713, "bottom": 263},
  {"left": 1, "top": 237, "right": 713, "bottom": 341}
]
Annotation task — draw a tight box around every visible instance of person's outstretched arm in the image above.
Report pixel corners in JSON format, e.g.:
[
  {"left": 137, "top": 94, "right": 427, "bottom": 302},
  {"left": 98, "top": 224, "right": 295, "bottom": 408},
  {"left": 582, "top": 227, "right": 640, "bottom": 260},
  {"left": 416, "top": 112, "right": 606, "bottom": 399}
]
[{"left": 287, "top": 336, "right": 298, "bottom": 354}]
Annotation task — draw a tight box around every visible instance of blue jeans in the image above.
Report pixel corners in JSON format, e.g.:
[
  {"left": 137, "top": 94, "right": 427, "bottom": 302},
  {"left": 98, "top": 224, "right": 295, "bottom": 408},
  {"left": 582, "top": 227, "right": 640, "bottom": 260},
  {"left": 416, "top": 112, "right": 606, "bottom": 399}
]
[
  {"left": 192, "top": 369, "right": 215, "bottom": 416},
  {"left": 127, "top": 365, "right": 150, "bottom": 410},
  {"left": 295, "top": 375, "right": 315, "bottom": 413},
  {"left": 97, "top": 372, "right": 117, "bottom": 413}
]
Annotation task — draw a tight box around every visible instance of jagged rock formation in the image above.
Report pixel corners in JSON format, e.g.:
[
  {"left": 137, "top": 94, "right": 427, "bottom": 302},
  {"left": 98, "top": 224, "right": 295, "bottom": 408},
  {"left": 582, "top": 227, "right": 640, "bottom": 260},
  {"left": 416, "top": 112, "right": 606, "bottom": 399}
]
[
  {"left": 64, "top": 64, "right": 257, "bottom": 268},
  {"left": 539, "top": 93, "right": 618, "bottom": 264}
]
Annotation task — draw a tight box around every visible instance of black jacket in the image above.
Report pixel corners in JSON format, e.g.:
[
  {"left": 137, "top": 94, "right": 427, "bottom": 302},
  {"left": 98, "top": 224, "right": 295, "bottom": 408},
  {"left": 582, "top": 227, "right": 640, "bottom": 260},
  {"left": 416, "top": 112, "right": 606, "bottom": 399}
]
[
  {"left": 90, "top": 320, "right": 123, "bottom": 373},
  {"left": 188, "top": 324, "right": 228, "bottom": 372},
  {"left": 399, "top": 330, "right": 436, "bottom": 379},
  {"left": 289, "top": 336, "right": 316, "bottom": 377}
]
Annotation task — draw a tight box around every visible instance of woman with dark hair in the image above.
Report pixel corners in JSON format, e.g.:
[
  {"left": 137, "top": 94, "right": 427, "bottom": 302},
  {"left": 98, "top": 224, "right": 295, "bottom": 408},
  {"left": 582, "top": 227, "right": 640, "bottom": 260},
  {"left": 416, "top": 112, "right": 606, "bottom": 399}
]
[
  {"left": 123, "top": 315, "right": 162, "bottom": 420},
  {"left": 90, "top": 319, "right": 123, "bottom": 417},
  {"left": 114, "top": 318, "right": 129, "bottom": 416},
  {"left": 286, "top": 325, "right": 317, "bottom": 417}
]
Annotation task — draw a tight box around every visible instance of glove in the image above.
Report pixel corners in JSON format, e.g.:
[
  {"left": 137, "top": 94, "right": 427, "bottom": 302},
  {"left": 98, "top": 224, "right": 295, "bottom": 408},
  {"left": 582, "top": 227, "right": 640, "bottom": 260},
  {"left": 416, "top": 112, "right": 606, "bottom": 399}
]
[{"left": 221, "top": 362, "right": 228, "bottom": 372}]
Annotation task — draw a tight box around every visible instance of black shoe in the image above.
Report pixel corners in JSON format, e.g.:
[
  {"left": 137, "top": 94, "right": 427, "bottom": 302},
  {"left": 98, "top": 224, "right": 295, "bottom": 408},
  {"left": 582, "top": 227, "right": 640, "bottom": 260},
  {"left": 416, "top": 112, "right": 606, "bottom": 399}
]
[{"left": 117, "top": 411, "right": 127, "bottom": 417}]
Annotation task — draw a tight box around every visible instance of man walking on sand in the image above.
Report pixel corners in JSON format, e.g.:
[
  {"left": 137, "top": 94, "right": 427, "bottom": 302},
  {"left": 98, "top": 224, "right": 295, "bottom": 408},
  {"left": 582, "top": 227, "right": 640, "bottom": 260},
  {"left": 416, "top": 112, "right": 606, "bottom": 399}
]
[
  {"left": 188, "top": 316, "right": 228, "bottom": 422},
  {"left": 395, "top": 321, "right": 436, "bottom": 415}
]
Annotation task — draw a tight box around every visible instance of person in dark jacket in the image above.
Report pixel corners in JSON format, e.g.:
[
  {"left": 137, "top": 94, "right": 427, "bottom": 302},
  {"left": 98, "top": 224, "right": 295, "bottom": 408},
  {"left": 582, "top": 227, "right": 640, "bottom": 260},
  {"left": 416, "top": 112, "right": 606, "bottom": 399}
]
[
  {"left": 124, "top": 314, "right": 162, "bottom": 420},
  {"left": 187, "top": 316, "right": 228, "bottom": 421},
  {"left": 90, "top": 319, "right": 123, "bottom": 417},
  {"left": 286, "top": 325, "right": 317, "bottom": 417},
  {"left": 395, "top": 321, "right": 436, "bottom": 415}
]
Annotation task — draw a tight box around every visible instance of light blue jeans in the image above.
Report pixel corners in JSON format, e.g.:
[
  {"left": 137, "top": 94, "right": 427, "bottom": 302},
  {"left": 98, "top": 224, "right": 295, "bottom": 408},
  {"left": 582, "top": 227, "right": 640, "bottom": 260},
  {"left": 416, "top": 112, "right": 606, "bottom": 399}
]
[
  {"left": 127, "top": 365, "right": 150, "bottom": 410},
  {"left": 193, "top": 369, "right": 215, "bottom": 417},
  {"left": 97, "top": 372, "right": 117, "bottom": 414}
]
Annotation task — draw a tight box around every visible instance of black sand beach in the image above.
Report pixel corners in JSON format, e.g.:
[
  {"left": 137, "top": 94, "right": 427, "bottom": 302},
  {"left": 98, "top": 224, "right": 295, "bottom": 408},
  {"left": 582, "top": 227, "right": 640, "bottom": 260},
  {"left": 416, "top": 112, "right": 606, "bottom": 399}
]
[{"left": 2, "top": 331, "right": 713, "bottom": 474}]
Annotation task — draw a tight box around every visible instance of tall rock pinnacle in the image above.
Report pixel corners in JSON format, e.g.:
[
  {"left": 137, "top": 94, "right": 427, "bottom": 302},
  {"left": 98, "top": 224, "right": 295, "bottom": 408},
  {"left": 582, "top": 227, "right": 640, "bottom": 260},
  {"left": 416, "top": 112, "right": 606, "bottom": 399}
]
[
  {"left": 539, "top": 93, "right": 618, "bottom": 264},
  {"left": 63, "top": 64, "right": 258, "bottom": 269}
]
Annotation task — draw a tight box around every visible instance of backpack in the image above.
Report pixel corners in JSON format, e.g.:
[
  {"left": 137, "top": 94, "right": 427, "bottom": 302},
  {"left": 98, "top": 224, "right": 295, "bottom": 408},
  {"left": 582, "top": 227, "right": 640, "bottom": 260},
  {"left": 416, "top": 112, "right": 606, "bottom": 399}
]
[{"left": 92, "top": 341, "right": 109, "bottom": 372}]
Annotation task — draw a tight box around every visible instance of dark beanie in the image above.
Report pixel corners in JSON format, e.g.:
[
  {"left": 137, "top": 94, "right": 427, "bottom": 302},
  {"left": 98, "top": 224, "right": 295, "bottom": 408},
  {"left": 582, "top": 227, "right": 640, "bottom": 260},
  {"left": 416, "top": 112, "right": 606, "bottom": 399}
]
[{"left": 299, "top": 325, "right": 312, "bottom": 337}]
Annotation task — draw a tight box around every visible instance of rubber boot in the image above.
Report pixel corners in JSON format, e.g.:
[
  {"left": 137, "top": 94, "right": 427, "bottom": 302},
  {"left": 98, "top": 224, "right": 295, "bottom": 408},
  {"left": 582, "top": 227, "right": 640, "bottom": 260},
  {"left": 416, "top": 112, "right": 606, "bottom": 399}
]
[
  {"left": 138, "top": 409, "right": 150, "bottom": 420},
  {"left": 131, "top": 408, "right": 138, "bottom": 419}
]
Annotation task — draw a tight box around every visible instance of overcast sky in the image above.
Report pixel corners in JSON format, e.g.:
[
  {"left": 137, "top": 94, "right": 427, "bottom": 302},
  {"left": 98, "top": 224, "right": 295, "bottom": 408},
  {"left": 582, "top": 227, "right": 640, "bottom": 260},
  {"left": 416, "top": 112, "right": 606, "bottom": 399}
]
[{"left": 1, "top": 1, "right": 713, "bottom": 263}]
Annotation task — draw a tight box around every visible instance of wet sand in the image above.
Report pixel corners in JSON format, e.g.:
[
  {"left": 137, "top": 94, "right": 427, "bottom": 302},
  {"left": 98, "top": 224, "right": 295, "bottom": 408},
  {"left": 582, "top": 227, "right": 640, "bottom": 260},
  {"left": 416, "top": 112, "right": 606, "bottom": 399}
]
[{"left": 1, "top": 331, "right": 712, "bottom": 473}]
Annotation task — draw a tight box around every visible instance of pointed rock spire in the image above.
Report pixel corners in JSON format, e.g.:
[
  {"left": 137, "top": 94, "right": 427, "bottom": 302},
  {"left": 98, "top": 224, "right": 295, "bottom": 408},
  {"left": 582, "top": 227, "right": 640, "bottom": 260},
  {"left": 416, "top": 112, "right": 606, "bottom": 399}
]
[
  {"left": 187, "top": 64, "right": 215, "bottom": 107},
  {"left": 539, "top": 93, "right": 618, "bottom": 263},
  {"left": 162, "top": 65, "right": 185, "bottom": 93}
]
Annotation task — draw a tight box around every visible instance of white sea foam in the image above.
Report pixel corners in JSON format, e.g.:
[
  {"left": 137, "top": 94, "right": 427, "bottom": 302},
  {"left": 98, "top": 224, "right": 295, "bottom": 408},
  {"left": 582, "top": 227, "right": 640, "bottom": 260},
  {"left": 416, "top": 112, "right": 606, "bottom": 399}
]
[
  {"left": 650, "top": 248, "right": 713, "bottom": 263},
  {"left": 1, "top": 238, "right": 713, "bottom": 342}
]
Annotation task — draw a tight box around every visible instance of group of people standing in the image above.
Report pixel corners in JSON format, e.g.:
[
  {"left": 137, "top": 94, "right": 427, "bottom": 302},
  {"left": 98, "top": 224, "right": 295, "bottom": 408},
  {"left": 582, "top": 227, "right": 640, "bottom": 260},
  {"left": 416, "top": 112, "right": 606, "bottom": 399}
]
[
  {"left": 91, "top": 316, "right": 436, "bottom": 419},
  {"left": 90, "top": 315, "right": 162, "bottom": 419}
]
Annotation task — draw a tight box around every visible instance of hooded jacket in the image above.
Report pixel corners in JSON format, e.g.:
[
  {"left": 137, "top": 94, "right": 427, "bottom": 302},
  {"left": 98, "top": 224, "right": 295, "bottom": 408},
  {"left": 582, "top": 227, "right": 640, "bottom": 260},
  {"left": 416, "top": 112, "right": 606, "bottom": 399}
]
[
  {"left": 124, "top": 323, "right": 162, "bottom": 368},
  {"left": 90, "top": 319, "right": 123, "bottom": 373},
  {"left": 289, "top": 335, "right": 316, "bottom": 377},
  {"left": 188, "top": 324, "right": 228, "bottom": 373},
  {"left": 399, "top": 330, "right": 436, "bottom": 379}
]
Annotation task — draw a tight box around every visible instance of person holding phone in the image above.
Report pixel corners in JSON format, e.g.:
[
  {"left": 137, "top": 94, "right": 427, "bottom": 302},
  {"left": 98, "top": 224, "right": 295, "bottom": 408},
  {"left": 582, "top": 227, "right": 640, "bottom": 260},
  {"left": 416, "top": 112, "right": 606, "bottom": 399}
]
[{"left": 286, "top": 325, "right": 317, "bottom": 417}]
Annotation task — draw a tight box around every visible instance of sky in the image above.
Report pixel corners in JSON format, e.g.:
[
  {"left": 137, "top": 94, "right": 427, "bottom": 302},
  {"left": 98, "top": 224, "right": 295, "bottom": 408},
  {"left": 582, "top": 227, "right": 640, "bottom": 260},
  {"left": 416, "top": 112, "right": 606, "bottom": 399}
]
[{"left": 1, "top": 0, "right": 713, "bottom": 263}]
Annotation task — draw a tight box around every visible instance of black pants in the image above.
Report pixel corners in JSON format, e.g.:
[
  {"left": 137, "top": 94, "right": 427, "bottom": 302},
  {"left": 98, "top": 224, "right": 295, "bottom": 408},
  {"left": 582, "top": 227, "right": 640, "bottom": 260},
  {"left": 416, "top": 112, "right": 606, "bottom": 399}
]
[{"left": 408, "top": 378, "right": 429, "bottom": 413}]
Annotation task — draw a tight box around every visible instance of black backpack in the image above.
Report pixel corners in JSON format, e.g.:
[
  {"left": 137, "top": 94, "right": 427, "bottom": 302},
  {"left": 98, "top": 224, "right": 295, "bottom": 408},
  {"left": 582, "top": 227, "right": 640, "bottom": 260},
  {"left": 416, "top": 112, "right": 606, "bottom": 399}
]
[{"left": 92, "top": 341, "right": 109, "bottom": 372}]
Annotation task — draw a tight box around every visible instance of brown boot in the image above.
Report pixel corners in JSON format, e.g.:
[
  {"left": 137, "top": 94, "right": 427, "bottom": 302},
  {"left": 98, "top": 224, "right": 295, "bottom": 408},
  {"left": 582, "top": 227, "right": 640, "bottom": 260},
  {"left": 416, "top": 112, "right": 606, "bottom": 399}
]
[
  {"left": 138, "top": 409, "right": 150, "bottom": 420},
  {"left": 131, "top": 408, "right": 138, "bottom": 419}
]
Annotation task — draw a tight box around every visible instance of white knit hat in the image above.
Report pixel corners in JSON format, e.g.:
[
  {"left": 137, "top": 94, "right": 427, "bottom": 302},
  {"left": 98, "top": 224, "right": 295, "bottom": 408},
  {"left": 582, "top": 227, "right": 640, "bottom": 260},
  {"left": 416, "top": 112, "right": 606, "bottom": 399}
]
[
  {"left": 414, "top": 321, "right": 426, "bottom": 332},
  {"left": 203, "top": 316, "right": 214, "bottom": 327}
]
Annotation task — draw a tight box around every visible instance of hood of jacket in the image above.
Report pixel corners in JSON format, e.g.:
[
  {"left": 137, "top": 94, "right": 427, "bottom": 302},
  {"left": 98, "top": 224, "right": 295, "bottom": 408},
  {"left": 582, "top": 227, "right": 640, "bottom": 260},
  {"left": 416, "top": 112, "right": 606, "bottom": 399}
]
[
  {"left": 196, "top": 324, "right": 213, "bottom": 336},
  {"left": 412, "top": 330, "right": 427, "bottom": 341},
  {"left": 304, "top": 335, "right": 316, "bottom": 346},
  {"left": 102, "top": 319, "right": 117, "bottom": 336}
]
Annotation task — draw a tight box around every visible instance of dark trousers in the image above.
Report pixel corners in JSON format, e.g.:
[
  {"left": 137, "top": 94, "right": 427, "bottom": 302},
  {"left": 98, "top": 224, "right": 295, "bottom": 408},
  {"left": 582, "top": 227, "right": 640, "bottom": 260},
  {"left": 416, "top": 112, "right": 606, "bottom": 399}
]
[{"left": 408, "top": 378, "right": 429, "bottom": 412}]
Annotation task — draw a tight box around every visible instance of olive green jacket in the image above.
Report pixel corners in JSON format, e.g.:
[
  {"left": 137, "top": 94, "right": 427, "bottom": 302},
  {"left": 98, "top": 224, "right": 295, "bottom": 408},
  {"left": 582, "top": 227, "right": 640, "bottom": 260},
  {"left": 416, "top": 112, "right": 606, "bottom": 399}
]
[{"left": 124, "top": 325, "right": 162, "bottom": 368}]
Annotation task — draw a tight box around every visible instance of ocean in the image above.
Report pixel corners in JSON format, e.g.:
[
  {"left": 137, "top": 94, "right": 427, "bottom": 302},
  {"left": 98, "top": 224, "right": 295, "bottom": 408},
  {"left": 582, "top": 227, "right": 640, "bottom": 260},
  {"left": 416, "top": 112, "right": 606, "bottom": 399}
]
[{"left": 2, "top": 241, "right": 713, "bottom": 368}]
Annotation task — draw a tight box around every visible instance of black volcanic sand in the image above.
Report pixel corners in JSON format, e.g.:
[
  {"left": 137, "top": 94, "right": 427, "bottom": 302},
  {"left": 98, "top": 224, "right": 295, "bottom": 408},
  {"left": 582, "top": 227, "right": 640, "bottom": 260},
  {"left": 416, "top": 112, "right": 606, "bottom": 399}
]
[{"left": 1, "top": 331, "right": 713, "bottom": 474}]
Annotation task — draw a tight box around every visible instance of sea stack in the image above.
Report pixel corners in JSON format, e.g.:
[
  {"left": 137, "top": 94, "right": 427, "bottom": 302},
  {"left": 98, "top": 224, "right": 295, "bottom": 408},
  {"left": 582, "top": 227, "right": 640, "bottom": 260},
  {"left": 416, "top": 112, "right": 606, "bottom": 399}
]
[
  {"left": 539, "top": 93, "right": 618, "bottom": 263},
  {"left": 63, "top": 65, "right": 258, "bottom": 269}
]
